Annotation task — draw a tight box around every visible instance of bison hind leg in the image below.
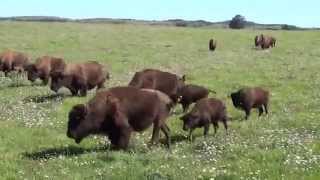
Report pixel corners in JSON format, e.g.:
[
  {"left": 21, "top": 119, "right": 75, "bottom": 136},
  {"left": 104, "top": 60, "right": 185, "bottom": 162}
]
[{"left": 160, "top": 124, "right": 171, "bottom": 149}]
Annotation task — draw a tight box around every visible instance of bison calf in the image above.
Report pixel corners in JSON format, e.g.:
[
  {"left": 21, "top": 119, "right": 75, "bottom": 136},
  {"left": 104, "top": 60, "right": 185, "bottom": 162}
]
[
  {"left": 178, "top": 84, "right": 216, "bottom": 112},
  {"left": 50, "top": 61, "right": 109, "bottom": 96},
  {"left": 26, "top": 56, "right": 66, "bottom": 85},
  {"left": 180, "top": 98, "right": 228, "bottom": 141},
  {"left": 67, "top": 86, "right": 171, "bottom": 150},
  {"left": 230, "top": 87, "right": 269, "bottom": 120}
]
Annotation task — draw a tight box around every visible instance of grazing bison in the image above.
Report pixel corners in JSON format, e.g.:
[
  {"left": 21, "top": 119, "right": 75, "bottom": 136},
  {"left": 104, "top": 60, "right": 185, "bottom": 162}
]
[
  {"left": 0, "top": 50, "right": 29, "bottom": 77},
  {"left": 178, "top": 84, "right": 216, "bottom": 112},
  {"left": 128, "top": 69, "right": 185, "bottom": 103},
  {"left": 260, "top": 35, "right": 276, "bottom": 49},
  {"left": 180, "top": 98, "right": 228, "bottom": 141},
  {"left": 67, "top": 86, "right": 171, "bottom": 149},
  {"left": 26, "top": 56, "right": 66, "bottom": 85},
  {"left": 230, "top": 87, "right": 269, "bottom": 120},
  {"left": 50, "top": 61, "right": 109, "bottom": 96},
  {"left": 209, "top": 39, "right": 217, "bottom": 51}
]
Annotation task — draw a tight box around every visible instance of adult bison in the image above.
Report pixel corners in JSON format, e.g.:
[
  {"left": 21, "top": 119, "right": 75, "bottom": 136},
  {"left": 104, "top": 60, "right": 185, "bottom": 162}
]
[
  {"left": 67, "top": 86, "right": 171, "bottom": 150},
  {"left": 209, "top": 39, "right": 217, "bottom": 51},
  {"left": 128, "top": 69, "right": 185, "bottom": 103},
  {"left": 0, "top": 50, "right": 30, "bottom": 77},
  {"left": 260, "top": 35, "right": 276, "bottom": 49},
  {"left": 50, "top": 61, "right": 109, "bottom": 96},
  {"left": 26, "top": 56, "right": 66, "bottom": 85},
  {"left": 230, "top": 87, "right": 269, "bottom": 120}
]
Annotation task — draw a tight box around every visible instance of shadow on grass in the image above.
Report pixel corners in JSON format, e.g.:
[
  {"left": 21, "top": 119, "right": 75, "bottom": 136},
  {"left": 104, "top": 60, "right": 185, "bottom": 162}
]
[
  {"left": 23, "top": 93, "right": 69, "bottom": 103},
  {"left": 170, "top": 134, "right": 188, "bottom": 144},
  {"left": 23, "top": 145, "right": 109, "bottom": 160}
]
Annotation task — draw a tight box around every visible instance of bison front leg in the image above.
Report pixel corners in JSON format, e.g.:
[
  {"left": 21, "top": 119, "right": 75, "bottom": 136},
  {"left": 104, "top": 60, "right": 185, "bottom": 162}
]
[
  {"left": 244, "top": 106, "right": 251, "bottom": 120},
  {"left": 41, "top": 76, "right": 49, "bottom": 86},
  {"left": 203, "top": 124, "right": 210, "bottom": 137},
  {"left": 188, "top": 128, "right": 194, "bottom": 142},
  {"left": 116, "top": 130, "right": 131, "bottom": 150}
]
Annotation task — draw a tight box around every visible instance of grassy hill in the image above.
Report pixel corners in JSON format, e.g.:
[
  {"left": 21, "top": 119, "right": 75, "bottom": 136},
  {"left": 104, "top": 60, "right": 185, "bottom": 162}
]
[
  {"left": 0, "top": 21, "right": 319, "bottom": 179},
  {"left": 1, "top": 16, "right": 316, "bottom": 30}
]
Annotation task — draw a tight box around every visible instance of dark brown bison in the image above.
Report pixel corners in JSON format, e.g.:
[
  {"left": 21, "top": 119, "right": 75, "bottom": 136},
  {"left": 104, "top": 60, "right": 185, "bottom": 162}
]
[
  {"left": 0, "top": 50, "right": 30, "bottom": 77},
  {"left": 128, "top": 69, "right": 185, "bottom": 103},
  {"left": 230, "top": 87, "right": 269, "bottom": 120},
  {"left": 50, "top": 61, "right": 109, "bottom": 96},
  {"left": 260, "top": 35, "right": 276, "bottom": 49},
  {"left": 26, "top": 56, "right": 66, "bottom": 85},
  {"left": 180, "top": 98, "right": 228, "bottom": 141},
  {"left": 178, "top": 84, "right": 216, "bottom": 112},
  {"left": 209, "top": 39, "right": 217, "bottom": 51},
  {"left": 67, "top": 86, "right": 171, "bottom": 149}
]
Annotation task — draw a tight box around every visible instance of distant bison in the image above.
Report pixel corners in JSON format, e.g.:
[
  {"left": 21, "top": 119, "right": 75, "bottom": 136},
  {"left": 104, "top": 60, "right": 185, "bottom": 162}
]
[
  {"left": 50, "top": 61, "right": 109, "bottom": 96},
  {"left": 26, "top": 56, "right": 66, "bottom": 85},
  {"left": 128, "top": 69, "right": 185, "bottom": 103},
  {"left": 0, "top": 50, "right": 30, "bottom": 77},
  {"left": 180, "top": 98, "right": 228, "bottom": 141},
  {"left": 209, "top": 39, "right": 217, "bottom": 51},
  {"left": 260, "top": 35, "right": 276, "bottom": 49},
  {"left": 67, "top": 86, "right": 171, "bottom": 149},
  {"left": 178, "top": 84, "right": 216, "bottom": 112},
  {"left": 230, "top": 87, "right": 269, "bottom": 119}
]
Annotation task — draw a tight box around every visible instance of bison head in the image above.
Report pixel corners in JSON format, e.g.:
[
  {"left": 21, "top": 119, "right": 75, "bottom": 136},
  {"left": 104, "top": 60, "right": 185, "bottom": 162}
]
[
  {"left": 230, "top": 91, "right": 242, "bottom": 108},
  {"left": 180, "top": 112, "right": 200, "bottom": 131},
  {"left": 67, "top": 104, "right": 90, "bottom": 144},
  {"left": 67, "top": 93, "right": 124, "bottom": 144},
  {"left": 26, "top": 64, "right": 38, "bottom": 82},
  {"left": 50, "top": 70, "right": 70, "bottom": 93}
]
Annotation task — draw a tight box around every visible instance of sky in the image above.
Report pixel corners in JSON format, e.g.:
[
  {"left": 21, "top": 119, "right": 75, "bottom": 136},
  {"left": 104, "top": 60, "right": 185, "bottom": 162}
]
[{"left": 0, "top": 0, "right": 319, "bottom": 27}]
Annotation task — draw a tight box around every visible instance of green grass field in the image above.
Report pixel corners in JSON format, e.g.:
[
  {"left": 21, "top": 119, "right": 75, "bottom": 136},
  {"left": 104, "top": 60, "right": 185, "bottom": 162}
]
[{"left": 0, "top": 21, "right": 320, "bottom": 180}]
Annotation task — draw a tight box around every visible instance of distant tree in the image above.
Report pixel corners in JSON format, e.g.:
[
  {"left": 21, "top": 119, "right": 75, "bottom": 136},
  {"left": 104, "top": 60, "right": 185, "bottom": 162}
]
[
  {"left": 229, "top": 15, "right": 246, "bottom": 29},
  {"left": 281, "top": 24, "right": 299, "bottom": 30}
]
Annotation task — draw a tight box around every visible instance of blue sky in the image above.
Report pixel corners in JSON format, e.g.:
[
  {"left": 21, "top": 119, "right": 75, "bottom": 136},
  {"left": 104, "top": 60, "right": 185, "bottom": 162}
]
[{"left": 1, "top": 0, "right": 319, "bottom": 27}]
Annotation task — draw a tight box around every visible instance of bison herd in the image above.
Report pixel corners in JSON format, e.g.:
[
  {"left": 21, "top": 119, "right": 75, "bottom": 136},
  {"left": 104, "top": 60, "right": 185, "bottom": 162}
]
[{"left": 0, "top": 35, "right": 272, "bottom": 150}]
